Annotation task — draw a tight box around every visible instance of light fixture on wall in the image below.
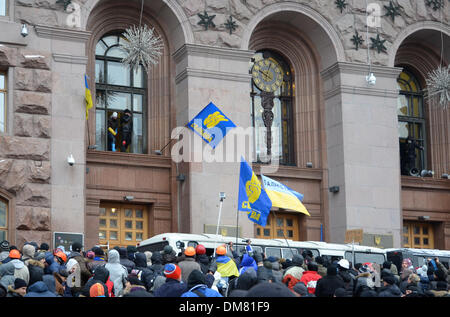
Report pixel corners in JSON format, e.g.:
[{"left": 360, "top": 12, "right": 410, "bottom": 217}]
[
  {"left": 329, "top": 186, "right": 340, "bottom": 193},
  {"left": 366, "top": 72, "right": 377, "bottom": 86},
  {"left": 418, "top": 215, "right": 430, "bottom": 221},
  {"left": 21, "top": 24, "right": 29, "bottom": 37},
  {"left": 123, "top": 196, "right": 134, "bottom": 201},
  {"left": 420, "top": 170, "right": 434, "bottom": 177},
  {"left": 306, "top": 162, "right": 313, "bottom": 168},
  {"left": 67, "top": 154, "right": 75, "bottom": 166},
  {"left": 441, "top": 173, "right": 449, "bottom": 179}
]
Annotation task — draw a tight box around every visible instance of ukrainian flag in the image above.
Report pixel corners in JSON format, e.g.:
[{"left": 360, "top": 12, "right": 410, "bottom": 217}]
[
  {"left": 261, "top": 175, "right": 310, "bottom": 216},
  {"left": 85, "top": 75, "right": 93, "bottom": 120},
  {"left": 238, "top": 157, "right": 272, "bottom": 227}
]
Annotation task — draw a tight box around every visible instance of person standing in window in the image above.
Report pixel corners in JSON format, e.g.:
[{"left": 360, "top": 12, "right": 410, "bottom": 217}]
[
  {"left": 120, "top": 109, "right": 133, "bottom": 152},
  {"left": 107, "top": 112, "right": 119, "bottom": 152}
]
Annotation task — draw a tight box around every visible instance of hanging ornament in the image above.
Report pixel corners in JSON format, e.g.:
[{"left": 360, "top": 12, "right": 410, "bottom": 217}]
[
  {"left": 425, "top": 65, "right": 450, "bottom": 108},
  {"left": 119, "top": 24, "right": 163, "bottom": 73}
]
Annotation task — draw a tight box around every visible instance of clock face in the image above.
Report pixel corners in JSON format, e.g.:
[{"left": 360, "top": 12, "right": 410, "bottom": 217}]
[{"left": 252, "top": 58, "right": 283, "bottom": 93}]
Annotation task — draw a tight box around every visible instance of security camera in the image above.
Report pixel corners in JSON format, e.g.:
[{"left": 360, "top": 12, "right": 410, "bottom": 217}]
[
  {"left": 366, "top": 73, "right": 376, "bottom": 86},
  {"left": 21, "top": 24, "right": 28, "bottom": 38},
  {"left": 219, "top": 192, "right": 226, "bottom": 201},
  {"left": 67, "top": 154, "right": 75, "bottom": 166}
]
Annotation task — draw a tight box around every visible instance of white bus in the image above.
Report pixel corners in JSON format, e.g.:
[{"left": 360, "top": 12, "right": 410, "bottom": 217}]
[
  {"left": 385, "top": 248, "right": 450, "bottom": 272},
  {"left": 136, "top": 233, "right": 387, "bottom": 265}
]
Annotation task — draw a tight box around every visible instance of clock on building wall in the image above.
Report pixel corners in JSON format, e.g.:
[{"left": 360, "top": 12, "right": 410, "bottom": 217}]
[{"left": 251, "top": 58, "right": 284, "bottom": 93}]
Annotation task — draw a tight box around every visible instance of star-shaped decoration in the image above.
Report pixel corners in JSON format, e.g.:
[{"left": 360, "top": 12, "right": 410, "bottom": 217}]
[
  {"left": 370, "top": 34, "right": 387, "bottom": 54},
  {"left": 425, "top": 0, "right": 444, "bottom": 11},
  {"left": 56, "top": 0, "right": 72, "bottom": 11},
  {"left": 351, "top": 30, "right": 364, "bottom": 51},
  {"left": 335, "top": 0, "right": 348, "bottom": 13},
  {"left": 384, "top": 1, "right": 402, "bottom": 22},
  {"left": 197, "top": 11, "right": 216, "bottom": 31},
  {"left": 224, "top": 16, "right": 238, "bottom": 35}
]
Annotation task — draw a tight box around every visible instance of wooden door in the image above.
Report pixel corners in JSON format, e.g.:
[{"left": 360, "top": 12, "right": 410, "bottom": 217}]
[
  {"left": 98, "top": 204, "right": 148, "bottom": 248},
  {"left": 255, "top": 212, "right": 299, "bottom": 241},
  {"left": 403, "top": 221, "right": 434, "bottom": 249}
]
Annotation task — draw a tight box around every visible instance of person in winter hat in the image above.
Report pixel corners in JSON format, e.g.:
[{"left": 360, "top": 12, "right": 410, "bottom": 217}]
[
  {"left": 153, "top": 263, "right": 187, "bottom": 297},
  {"left": 300, "top": 261, "right": 322, "bottom": 295},
  {"left": 87, "top": 247, "right": 106, "bottom": 273},
  {"left": 8, "top": 249, "right": 30, "bottom": 285},
  {"left": 282, "top": 254, "right": 305, "bottom": 291},
  {"left": 161, "top": 245, "right": 177, "bottom": 264},
  {"left": 81, "top": 266, "right": 111, "bottom": 297},
  {"left": 337, "top": 259, "right": 355, "bottom": 292},
  {"left": 27, "top": 254, "right": 46, "bottom": 288},
  {"left": 131, "top": 252, "right": 154, "bottom": 291},
  {"left": 195, "top": 245, "right": 210, "bottom": 274},
  {"left": 315, "top": 264, "right": 344, "bottom": 297},
  {"left": 67, "top": 243, "right": 91, "bottom": 289},
  {"left": 0, "top": 240, "right": 10, "bottom": 262},
  {"left": 178, "top": 246, "right": 202, "bottom": 283},
  {"left": 378, "top": 273, "right": 402, "bottom": 297},
  {"left": 181, "top": 270, "right": 222, "bottom": 297},
  {"left": 239, "top": 253, "right": 258, "bottom": 276},
  {"left": 105, "top": 249, "right": 128, "bottom": 296},
  {"left": 22, "top": 244, "right": 36, "bottom": 265},
  {"left": 7, "top": 278, "right": 27, "bottom": 297},
  {"left": 118, "top": 247, "right": 135, "bottom": 273},
  {"left": 0, "top": 262, "right": 16, "bottom": 292},
  {"left": 122, "top": 273, "right": 150, "bottom": 297},
  {"left": 353, "top": 265, "right": 376, "bottom": 297}
]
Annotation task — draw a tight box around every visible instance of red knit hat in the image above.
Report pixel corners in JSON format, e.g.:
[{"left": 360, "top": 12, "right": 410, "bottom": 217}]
[{"left": 164, "top": 263, "right": 181, "bottom": 280}]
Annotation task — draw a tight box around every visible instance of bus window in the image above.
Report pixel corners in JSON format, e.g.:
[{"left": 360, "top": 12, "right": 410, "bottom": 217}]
[
  {"left": 265, "top": 247, "right": 282, "bottom": 259},
  {"left": 187, "top": 241, "right": 198, "bottom": 249},
  {"left": 347, "top": 252, "right": 385, "bottom": 265},
  {"left": 235, "top": 245, "right": 263, "bottom": 256},
  {"left": 281, "top": 248, "right": 298, "bottom": 260},
  {"left": 137, "top": 241, "right": 168, "bottom": 253}
]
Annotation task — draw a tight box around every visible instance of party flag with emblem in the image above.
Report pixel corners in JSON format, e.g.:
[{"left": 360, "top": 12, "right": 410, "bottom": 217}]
[
  {"left": 187, "top": 102, "right": 236, "bottom": 149},
  {"left": 261, "top": 175, "right": 310, "bottom": 216},
  {"left": 238, "top": 157, "right": 272, "bottom": 227},
  {"left": 85, "top": 75, "right": 93, "bottom": 120}
]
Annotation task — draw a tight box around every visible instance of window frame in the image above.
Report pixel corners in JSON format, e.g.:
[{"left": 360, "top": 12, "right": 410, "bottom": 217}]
[
  {"left": 397, "top": 69, "right": 427, "bottom": 175},
  {"left": 94, "top": 33, "right": 148, "bottom": 154},
  {"left": 0, "top": 0, "right": 8, "bottom": 17},
  {"left": 251, "top": 50, "right": 295, "bottom": 166},
  {"left": 0, "top": 197, "right": 8, "bottom": 242},
  {"left": 0, "top": 71, "right": 6, "bottom": 134}
]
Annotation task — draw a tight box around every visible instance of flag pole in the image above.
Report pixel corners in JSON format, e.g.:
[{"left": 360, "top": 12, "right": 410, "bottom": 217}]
[{"left": 214, "top": 192, "right": 226, "bottom": 257}]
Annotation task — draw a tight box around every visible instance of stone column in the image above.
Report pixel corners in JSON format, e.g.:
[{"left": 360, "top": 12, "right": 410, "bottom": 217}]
[
  {"left": 173, "top": 44, "right": 255, "bottom": 237},
  {"left": 322, "top": 62, "right": 403, "bottom": 247}
]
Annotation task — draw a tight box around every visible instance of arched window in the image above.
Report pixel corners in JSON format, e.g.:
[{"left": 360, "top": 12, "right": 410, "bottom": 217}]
[
  {"left": 0, "top": 198, "right": 7, "bottom": 241},
  {"left": 397, "top": 70, "right": 426, "bottom": 176},
  {"left": 95, "top": 33, "right": 146, "bottom": 154},
  {"left": 250, "top": 50, "right": 294, "bottom": 165}
]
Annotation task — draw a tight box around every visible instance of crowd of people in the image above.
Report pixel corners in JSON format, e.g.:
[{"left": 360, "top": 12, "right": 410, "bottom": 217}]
[{"left": 0, "top": 239, "right": 449, "bottom": 298}]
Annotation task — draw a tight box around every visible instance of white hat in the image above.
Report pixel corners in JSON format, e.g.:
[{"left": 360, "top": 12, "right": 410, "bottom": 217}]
[
  {"left": 338, "top": 259, "right": 350, "bottom": 270},
  {"left": 112, "top": 112, "right": 118, "bottom": 119}
]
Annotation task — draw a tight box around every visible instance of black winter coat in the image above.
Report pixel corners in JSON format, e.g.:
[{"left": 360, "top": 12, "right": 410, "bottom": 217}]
[
  {"left": 153, "top": 278, "right": 187, "bottom": 297},
  {"left": 315, "top": 274, "right": 345, "bottom": 297}
]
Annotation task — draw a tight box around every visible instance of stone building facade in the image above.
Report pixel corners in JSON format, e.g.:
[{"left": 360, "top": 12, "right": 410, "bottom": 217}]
[{"left": 0, "top": 0, "right": 449, "bottom": 250}]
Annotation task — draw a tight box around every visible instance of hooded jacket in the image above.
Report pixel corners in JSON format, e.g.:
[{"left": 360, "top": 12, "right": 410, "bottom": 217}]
[
  {"left": 181, "top": 270, "right": 222, "bottom": 297},
  {"left": 300, "top": 270, "right": 322, "bottom": 294},
  {"left": 378, "top": 283, "right": 402, "bottom": 297},
  {"left": 132, "top": 252, "right": 154, "bottom": 291},
  {"left": 105, "top": 250, "right": 128, "bottom": 296},
  {"left": 118, "top": 248, "right": 135, "bottom": 273},
  {"left": 315, "top": 266, "right": 345, "bottom": 297},
  {"left": 24, "top": 281, "right": 57, "bottom": 297},
  {"left": 196, "top": 254, "right": 211, "bottom": 274},
  {"left": 10, "top": 259, "right": 30, "bottom": 285},
  {"left": 82, "top": 266, "right": 112, "bottom": 297},
  {"left": 22, "top": 244, "right": 36, "bottom": 265},
  {"left": 282, "top": 255, "right": 305, "bottom": 290},
  {"left": 27, "top": 259, "right": 45, "bottom": 287},
  {"left": 0, "top": 262, "right": 16, "bottom": 290},
  {"left": 178, "top": 256, "right": 202, "bottom": 283},
  {"left": 239, "top": 254, "right": 258, "bottom": 275},
  {"left": 153, "top": 278, "right": 187, "bottom": 297}
]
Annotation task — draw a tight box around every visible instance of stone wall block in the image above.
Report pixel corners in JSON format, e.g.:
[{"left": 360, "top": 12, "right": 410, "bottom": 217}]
[
  {"left": 14, "top": 91, "right": 52, "bottom": 115},
  {"left": 18, "top": 50, "right": 51, "bottom": 70},
  {"left": 15, "top": 68, "right": 52, "bottom": 93},
  {"left": 29, "top": 160, "right": 51, "bottom": 184},
  {"left": 15, "top": 231, "right": 52, "bottom": 249},
  {"left": 16, "top": 183, "right": 51, "bottom": 208},
  {"left": 14, "top": 113, "right": 51, "bottom": 138},
  {"left": 0, "top": 135, "right": 50, "bottom": 161},
  {"left": 15, "top": 206, "right": 51, "bottom": 231},
  {"left": 0, "top": 45, "right": 17, "bottom": 67}
]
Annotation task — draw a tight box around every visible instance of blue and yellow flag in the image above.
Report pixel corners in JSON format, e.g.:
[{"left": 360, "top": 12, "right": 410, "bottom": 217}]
[
  {"left": 187, "top": 102, "right": 236, "bottom": 149},
  {"left": 261, "top": 175, "right": 310, "bottom": 216},
  {"left": 238, "top": 157, "right": 272, "bottom": 227},
  {"left": 85, "top": 75, "right": 93, "bottom": 120}
]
